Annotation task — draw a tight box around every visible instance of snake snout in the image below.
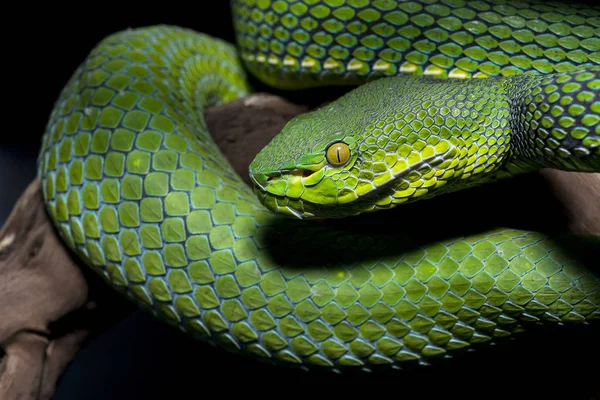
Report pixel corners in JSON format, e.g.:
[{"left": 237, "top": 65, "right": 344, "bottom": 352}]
[
  {"left": 249, "top": 171, "right": 268, "bottom": 190},
  {"left": 248, "top": 171, "right": 288, "bottom": 191}
]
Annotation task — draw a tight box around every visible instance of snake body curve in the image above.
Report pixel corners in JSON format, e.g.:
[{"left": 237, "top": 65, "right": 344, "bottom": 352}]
[{"left": 37, "top": 0, "right": 599, "bottom": 371}]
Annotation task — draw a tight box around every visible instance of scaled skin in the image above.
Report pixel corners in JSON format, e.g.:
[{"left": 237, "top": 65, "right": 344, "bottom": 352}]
[{"left": 232, "top": 0, "right": 600, "bottom": 89}]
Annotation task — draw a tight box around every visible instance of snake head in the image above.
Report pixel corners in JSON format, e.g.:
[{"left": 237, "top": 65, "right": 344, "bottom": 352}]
[
  {"left": 250, "top": 75, "right": 508, "bottom": 219},
  {"left": 249, "top": 109, "right": 362, "bottom": 219}
]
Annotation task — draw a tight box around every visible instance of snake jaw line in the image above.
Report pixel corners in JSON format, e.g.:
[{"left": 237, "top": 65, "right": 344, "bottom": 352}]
[{"left": 253, "top": 133, "right": 467, "bottom": 219}]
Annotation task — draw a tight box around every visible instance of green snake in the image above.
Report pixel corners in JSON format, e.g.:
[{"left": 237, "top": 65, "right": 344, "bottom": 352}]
[{"left": 36, "top": 0, "right": 599, "bottom": 371}]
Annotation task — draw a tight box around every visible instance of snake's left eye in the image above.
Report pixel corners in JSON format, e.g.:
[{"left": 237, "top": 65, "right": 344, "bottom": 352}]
[{"left": 326, "top": 142, "right": 351, "bottom": 167}]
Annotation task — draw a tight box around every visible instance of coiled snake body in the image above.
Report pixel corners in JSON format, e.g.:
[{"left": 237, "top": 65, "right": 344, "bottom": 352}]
[{"left": 37, "top": 0, "right": 599, "bottom": 370}]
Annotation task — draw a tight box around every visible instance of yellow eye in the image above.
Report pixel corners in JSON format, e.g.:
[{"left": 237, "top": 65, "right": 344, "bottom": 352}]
[{"left": 326, "top": 142, "right": 351, "bottom": 167}]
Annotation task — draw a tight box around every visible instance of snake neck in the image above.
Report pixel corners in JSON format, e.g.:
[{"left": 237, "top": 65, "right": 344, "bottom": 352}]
[{"left": 502, "top": 66, "right": 600, "bottom": 175}]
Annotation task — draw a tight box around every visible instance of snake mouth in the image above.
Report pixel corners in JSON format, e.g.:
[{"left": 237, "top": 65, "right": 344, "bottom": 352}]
[
  {"left": 266, "top": 168, "right": 315, "bottom": 182},
  {"left": 250, "top": 168, "right": 318, "bottom": 192}
]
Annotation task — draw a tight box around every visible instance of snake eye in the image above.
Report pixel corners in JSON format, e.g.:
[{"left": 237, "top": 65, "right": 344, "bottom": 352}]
[{"left": 326, "top": 142, "right": 351, "bottom": 167}]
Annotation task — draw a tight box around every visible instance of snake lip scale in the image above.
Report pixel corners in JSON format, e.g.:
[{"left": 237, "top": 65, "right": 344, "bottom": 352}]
[
  {"left": 36, "top": 0, "right": 600, "bottom": 373},
  {"left": 251, "top": 141, "right": 454, "bottom": 219}
]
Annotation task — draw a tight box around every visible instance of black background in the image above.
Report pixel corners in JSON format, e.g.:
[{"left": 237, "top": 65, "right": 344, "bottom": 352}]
[{"left": 2, "top": 5, "right": 599, "bottom": 400}]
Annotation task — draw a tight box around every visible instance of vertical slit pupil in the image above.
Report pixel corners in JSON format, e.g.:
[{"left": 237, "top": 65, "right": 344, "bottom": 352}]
[{"left": 336, "top": 146, "right": 341, "bottom": 163}]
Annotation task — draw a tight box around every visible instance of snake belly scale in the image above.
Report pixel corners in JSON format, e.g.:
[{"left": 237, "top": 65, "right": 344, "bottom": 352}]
[{"left": 36, "top": 0, "right": 599, "bottom": 371}]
